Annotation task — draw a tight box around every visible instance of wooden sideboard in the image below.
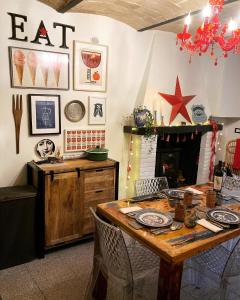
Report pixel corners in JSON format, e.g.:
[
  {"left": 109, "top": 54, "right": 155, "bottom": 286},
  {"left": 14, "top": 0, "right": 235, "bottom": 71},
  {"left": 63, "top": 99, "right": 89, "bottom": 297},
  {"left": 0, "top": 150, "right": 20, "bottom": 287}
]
[{"left": 27, "top": 158, "right": 119, "bottom": 256}]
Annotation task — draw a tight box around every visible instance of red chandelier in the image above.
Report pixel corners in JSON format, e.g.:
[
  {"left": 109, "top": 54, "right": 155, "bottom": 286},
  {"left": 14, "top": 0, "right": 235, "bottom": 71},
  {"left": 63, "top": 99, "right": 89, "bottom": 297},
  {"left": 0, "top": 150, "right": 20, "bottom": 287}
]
[{"left": 176, "top": 0, "right": 240, "bottom": 65}]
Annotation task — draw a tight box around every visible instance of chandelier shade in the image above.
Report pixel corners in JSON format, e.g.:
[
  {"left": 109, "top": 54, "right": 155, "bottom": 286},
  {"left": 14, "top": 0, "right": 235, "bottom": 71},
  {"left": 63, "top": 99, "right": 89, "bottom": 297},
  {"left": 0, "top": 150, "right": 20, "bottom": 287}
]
[{"left": 176, "top": 0, "right": 240, "bottom": 65}]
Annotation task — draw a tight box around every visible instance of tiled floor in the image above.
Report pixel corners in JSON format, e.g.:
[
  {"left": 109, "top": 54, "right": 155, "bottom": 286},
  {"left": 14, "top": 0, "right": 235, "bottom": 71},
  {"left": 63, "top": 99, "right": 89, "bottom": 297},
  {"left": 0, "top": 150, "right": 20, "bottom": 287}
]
[
  {"left": 0, "top": 241, "right": 93, "bottom": 300},
  {"left": 0, "top": 240, "right": 240, "bottom": 300}
]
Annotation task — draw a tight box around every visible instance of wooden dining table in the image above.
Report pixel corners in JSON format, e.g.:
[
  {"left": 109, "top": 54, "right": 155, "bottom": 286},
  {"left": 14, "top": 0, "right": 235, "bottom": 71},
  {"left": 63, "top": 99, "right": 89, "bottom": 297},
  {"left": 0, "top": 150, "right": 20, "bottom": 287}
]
[{"left": 95, "top": 183, "right": 240, "bottom": 300}]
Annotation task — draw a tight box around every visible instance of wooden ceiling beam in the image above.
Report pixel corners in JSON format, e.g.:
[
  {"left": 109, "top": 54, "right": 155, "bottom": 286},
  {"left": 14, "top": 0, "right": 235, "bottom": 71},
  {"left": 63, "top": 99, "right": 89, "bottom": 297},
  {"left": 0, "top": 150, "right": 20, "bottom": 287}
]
[
  {"left": 58, "top": 0, "right": 85, "bottom": 13},
  {"left": 138, "top": 0, "right": 240, "bottom": 32}
]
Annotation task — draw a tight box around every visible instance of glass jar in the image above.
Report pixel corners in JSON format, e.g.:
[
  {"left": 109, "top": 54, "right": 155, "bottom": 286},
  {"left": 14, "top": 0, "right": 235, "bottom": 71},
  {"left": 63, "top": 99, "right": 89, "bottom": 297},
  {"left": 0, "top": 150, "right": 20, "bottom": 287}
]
[{"left": 184, "top": 207, "right": 197, "bottom": 228}]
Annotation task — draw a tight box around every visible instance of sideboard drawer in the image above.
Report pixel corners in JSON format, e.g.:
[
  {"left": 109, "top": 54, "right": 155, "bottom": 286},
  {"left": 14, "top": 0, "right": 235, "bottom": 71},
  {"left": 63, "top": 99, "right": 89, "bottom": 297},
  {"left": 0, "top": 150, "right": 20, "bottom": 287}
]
[{"left": 84, "top": 168, "right": 115, "bottom": 192}]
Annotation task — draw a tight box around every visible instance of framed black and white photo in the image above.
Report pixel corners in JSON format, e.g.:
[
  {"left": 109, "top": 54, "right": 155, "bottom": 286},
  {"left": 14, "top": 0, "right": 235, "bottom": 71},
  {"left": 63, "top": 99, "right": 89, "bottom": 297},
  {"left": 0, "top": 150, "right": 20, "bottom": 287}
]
[
  {"left": 88, "top": 96, "right": 106, "bottom": 125},
  {"left": 28, "top": 94, "right": 61, "bottom": 135}
]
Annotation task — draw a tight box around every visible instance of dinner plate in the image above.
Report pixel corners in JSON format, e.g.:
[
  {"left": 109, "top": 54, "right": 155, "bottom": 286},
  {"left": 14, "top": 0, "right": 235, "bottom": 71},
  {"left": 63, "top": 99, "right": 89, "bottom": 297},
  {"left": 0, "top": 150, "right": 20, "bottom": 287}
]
[
  {"left": 206, "top": 208, "right": 240, "bottom": 225},
  {"left": 163, "top": 189, "right": 190, "bottom": 200},
  {"left": 64, "top": 100, "right": 85, "bottom": 122},
  {"left": 135, "top": 209, "right": 173, "bottom": 228}
]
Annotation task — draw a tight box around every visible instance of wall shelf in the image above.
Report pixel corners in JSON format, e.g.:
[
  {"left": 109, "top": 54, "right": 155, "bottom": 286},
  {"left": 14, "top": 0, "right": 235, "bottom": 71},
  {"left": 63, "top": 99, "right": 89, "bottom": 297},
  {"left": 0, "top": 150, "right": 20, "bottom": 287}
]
[{"left": 123, "top": 124, "right": 223, "bottom": 135}]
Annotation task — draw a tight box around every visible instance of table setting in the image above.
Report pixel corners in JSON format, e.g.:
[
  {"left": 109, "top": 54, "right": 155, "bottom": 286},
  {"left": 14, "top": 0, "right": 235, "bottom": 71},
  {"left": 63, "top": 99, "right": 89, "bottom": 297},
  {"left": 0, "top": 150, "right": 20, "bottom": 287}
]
[{"left": 118, "top": 186, "right": 240, "bottom": 247}]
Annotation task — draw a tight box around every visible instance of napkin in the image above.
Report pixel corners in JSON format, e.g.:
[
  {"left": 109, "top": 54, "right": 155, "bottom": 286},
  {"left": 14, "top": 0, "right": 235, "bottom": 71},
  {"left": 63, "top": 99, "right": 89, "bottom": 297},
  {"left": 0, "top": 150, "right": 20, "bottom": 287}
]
[
  {"left": 197, "top": 219, "right": 223, "bottom": 233},
  {"left": 119, "top": 206, "right": 142, "bottom": 214},
  {"left": 185, "top": 187, "right": 204, "bottom": 195}
]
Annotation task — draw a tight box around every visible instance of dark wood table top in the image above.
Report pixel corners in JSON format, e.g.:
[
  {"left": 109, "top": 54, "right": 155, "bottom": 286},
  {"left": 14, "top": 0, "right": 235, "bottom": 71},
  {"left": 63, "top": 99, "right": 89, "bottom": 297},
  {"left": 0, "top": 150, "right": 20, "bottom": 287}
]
[{"left": 97, "top": 184, "right": 240, "bottom": 264}]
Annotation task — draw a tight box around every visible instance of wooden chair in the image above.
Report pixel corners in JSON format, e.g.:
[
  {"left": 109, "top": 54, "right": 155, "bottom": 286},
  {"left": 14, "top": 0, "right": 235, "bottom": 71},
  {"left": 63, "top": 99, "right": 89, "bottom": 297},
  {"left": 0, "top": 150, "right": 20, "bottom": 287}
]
[{"left": 225, "top": 140, "right": 240, "bottom": 176}]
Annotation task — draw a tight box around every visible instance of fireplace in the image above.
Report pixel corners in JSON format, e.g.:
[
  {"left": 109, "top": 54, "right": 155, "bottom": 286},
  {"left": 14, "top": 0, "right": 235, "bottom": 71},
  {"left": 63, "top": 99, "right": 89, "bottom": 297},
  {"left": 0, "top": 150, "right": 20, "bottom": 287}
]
[
  {"left": 155, "top": 133, "right": 201, "bottom": 188},
  {"left": 123, "top": 124, "right": 223, "bottom": 195}
]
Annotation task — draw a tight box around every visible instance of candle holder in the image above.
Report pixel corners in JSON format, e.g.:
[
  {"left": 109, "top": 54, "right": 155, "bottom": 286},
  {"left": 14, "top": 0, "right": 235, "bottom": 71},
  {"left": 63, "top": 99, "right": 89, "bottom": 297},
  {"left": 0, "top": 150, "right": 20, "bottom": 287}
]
[{"left": 160, "top": 116, "right": 165, "bottom": 127}]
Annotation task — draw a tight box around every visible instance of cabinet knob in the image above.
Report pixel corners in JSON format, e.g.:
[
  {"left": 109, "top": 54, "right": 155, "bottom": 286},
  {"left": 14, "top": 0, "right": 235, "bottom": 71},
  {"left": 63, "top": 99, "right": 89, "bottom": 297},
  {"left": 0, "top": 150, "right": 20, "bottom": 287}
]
[{"left": 95, "top": 190, "right": 103, "bottom": 193}]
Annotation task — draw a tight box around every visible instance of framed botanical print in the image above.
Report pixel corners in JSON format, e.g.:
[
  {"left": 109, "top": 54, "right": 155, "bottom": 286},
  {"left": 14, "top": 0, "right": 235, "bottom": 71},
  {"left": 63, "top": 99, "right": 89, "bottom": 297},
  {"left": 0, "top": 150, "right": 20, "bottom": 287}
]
[
  {"left": 28, "top": 94, "right": 61, "bottom": 135},
  {"left": 73, "top": 41, "right": 108, "bottom": 92},
  {"left": 9, "top": 47, "right": 69, "bottom": 90},
  {"left": 88, "top": 96, "right": 106, "bottom": 125}
]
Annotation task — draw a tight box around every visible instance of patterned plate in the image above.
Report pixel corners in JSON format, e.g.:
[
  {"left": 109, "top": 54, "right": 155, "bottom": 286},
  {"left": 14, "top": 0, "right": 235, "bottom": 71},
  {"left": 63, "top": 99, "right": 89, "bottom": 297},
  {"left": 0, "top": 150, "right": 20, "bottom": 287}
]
[
  {"left": 163, "top": 189, "right": 190, "bottom": 200},
  {"left": 135, "top": 209, "right": 173, "bottom": 228},
  {"left": 206, "top": 208, "right": 240, "bottom": 225}
]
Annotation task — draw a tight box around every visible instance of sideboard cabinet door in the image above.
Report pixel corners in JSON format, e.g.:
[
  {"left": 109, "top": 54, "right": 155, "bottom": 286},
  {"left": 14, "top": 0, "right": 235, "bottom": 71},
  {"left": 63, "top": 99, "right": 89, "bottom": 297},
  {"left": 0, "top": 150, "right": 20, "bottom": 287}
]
[{"left": 45, "top": 172, "right": 83, "bottom": 247}]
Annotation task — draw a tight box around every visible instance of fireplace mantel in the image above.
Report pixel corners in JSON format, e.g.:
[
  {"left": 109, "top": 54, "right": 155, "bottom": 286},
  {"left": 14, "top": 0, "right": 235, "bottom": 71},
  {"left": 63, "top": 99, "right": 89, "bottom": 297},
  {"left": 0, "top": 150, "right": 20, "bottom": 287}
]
[{"left": 123, "top": 124, "right": 223, "bottom": 135}]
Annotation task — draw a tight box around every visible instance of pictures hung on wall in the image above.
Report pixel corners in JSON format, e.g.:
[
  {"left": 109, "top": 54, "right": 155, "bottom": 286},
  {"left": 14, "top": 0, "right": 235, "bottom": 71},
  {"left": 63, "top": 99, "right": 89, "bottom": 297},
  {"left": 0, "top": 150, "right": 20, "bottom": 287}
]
[
  {"left": 28, "top": 94, "right": 61, "bottom": 135},
  {"left": 64, "top": 129, "right": 105, "bottom": 152},
  {"left": 73, "top": 41, "right": 108, "bottom": 92},
  {"left": 9, "top": 47, "right": 69, "bottom": 90},
  {"left": 88, "top": 96, "right": 106, "bottom": 125}
]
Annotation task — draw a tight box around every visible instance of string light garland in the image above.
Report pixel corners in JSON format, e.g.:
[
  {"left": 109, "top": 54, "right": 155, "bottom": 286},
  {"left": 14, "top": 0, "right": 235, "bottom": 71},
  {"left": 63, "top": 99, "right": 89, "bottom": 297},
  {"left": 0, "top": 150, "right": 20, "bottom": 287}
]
[
  {"left": 177, "top": 0, "right": 240, "bottom": 65},
  {"left": 126, "top": 135, "right": 134, "bottom": 182}
]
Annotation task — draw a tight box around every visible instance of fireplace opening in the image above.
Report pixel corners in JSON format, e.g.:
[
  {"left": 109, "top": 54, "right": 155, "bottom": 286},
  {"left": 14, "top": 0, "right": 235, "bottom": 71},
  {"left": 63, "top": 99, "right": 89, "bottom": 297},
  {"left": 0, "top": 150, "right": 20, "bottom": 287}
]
[{"left": 155, "top": 133, "right": 202, "bottom": 188}]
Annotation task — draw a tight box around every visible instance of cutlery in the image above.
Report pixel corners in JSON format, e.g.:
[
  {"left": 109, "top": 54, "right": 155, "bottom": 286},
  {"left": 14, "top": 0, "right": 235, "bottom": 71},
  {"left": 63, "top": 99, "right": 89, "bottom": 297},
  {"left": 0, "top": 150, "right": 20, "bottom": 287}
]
[
  {"left": 150, "top": 222, "right": 183, "bottom": 235},
  {"left": 207, "top": 218, "right": 230, "bottom": 229},
  {"left": 12, "top": 94, "right": 23, "bottom": 154},
  {"left": 168, "top": 230, "right": 216, "bottom": 246}
]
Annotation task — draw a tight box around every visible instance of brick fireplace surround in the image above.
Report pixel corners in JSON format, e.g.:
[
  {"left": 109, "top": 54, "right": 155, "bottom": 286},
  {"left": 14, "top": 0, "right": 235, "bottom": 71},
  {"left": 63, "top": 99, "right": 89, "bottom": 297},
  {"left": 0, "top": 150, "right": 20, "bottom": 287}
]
[{"left": 139, "top": 131, "right": 215, "bottom": 184}]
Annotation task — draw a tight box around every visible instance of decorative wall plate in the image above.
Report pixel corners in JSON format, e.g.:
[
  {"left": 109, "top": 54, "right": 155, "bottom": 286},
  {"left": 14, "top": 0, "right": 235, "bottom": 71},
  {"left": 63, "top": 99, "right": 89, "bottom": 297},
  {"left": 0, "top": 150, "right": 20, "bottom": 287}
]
[
  {"left": 64, "top": 100, "right": 85, "bottom": 122},
  {"left": 135, "top": 209, "right": 173, "bottom": 228},
  {"left": 35, "top": 139, "right": 55, "bottom": 158},
  {"left": 207, "top": 208, "right": 240, "bottom": 225},
  {"left": 191, "top": 104, "right": 207, "bottom": 124}
]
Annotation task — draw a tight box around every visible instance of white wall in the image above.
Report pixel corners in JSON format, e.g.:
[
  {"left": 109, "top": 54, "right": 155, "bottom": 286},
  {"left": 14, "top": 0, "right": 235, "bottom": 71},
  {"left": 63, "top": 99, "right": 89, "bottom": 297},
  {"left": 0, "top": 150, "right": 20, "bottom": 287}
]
[
  {"left": 1, "top": 0, "right": 239, "bottom": 198},
  {"left": 0, "top": 0, "right": 154, "bottom": 196}
]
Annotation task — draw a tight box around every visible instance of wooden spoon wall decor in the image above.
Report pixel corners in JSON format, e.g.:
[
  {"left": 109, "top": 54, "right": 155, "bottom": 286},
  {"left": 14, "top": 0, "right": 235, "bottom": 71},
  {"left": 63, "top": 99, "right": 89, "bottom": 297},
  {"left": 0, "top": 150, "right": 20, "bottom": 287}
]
[{"left": 12, "top": 94, "right": 23, "bottom": 154}]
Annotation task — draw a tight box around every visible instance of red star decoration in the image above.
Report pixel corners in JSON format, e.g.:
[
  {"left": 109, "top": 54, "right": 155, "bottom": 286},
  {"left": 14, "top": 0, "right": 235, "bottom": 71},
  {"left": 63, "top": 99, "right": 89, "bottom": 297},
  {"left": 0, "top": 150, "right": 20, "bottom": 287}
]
[
  {"left": 39, "top": 27, "right": 48, "bottom": 36},
  {"left": 158, "top": 76, "right": 195, "bottom": 125}
]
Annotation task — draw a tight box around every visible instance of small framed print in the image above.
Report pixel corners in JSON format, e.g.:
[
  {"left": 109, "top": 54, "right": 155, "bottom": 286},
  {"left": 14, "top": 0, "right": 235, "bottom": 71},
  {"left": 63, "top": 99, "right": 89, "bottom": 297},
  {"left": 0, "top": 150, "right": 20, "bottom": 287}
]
[
  {"left": 9, "top": 46, "right": 69, "bottom": 90},
  {"left": 28, "top": 94, "right": 61, "bottom": 135},
  {"left": 73, "top": 41, "right": 108, "bottom": 92},
  {"left": 88, "top": 96, "right": 106, "bottom": 125}
]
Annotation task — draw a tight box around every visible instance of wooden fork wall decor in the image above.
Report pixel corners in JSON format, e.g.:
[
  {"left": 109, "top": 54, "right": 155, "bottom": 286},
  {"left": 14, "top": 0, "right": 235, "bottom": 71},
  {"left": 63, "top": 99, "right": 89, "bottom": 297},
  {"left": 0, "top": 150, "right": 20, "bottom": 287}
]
[{"left": 12, "top": 94, "right": 23, "bottom": 154}]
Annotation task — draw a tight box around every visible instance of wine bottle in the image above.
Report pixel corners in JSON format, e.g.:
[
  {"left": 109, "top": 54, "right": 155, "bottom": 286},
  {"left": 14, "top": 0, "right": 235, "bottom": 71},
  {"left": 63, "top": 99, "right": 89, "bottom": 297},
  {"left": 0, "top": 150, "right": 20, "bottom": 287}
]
[{"left": 213, "top": 161, "right": 223, "bottom": 193}]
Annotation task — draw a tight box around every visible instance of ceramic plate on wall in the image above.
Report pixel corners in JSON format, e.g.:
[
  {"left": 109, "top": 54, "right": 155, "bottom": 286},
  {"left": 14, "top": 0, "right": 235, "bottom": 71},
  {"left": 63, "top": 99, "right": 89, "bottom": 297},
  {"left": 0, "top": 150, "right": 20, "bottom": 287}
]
[{"left": 64, "top": 100, "right": 85, "bottom": 122}]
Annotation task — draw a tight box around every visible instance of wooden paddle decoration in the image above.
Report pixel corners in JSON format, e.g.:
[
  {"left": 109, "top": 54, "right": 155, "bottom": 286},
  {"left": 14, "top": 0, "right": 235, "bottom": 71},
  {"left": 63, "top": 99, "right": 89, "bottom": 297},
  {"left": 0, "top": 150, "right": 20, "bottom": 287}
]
[{"left": 12, "top": 94, "right": 23, "bottom": 154}]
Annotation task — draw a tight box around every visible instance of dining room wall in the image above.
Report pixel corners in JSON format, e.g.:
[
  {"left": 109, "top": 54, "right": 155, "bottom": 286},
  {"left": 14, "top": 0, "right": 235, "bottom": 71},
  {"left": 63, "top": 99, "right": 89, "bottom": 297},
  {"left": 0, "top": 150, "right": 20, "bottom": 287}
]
[{"left": 0, "top": 0, "right": 237, "bottom": 198}]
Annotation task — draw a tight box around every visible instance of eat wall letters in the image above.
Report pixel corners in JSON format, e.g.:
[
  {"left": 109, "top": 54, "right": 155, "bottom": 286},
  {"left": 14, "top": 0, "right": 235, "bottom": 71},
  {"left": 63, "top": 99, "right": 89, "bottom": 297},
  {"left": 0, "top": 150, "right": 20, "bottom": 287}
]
[{"left": 8, "top": 12, "right": 75, "bottom": 49}]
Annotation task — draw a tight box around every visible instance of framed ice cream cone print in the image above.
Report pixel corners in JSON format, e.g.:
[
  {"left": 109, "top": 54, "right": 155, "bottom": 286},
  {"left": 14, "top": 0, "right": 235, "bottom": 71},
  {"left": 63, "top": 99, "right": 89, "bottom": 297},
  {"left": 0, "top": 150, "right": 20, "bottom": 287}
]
[
  {"left": 73, "top": 41, "right": 108, "bottom": 92},
  {"left": 9, "top": 47, "right": 69, "bottom": 90}
]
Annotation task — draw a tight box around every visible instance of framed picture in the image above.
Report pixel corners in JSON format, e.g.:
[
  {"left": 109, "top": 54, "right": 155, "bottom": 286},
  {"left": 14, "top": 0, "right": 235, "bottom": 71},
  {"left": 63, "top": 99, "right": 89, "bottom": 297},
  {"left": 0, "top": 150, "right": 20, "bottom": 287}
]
[
  {"left": 9, "top": 46, "right": 69, "bottom": 90},
  {"left": 28, "top": 94, "right": 61, "bottom": 135},
  {"left": 64, "top": 128, "right": 105, "bottom": 152},
  {"left": 73, "top": 41, "right": 108, "bottom": 92},
  {"left": 88, "top": 96, "right": 106, "bottom": 125}
]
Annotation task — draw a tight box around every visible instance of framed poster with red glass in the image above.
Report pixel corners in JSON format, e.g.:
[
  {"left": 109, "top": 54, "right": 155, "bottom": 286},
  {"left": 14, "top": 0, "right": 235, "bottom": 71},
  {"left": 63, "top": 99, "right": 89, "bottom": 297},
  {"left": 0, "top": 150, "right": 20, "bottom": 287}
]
[{"left": 73, "top": 41, "right": 108, "bottom": 92}]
